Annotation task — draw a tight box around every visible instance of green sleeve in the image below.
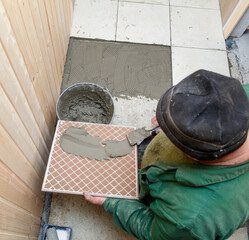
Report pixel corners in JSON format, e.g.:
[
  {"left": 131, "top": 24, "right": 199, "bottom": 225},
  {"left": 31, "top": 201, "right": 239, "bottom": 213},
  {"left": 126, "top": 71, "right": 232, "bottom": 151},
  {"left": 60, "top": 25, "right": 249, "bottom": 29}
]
[
  {"left": 103, "top": 198, "right": 153, "bottom": 240},
  {"left": 243, "top": 84, "right": 249, "bottom": 99}
]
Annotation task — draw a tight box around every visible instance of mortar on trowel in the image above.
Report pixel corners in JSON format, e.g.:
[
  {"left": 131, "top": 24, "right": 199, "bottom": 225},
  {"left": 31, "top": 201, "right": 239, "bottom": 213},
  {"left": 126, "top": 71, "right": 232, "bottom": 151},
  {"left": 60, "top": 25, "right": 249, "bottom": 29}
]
[
  {"left": 126, "top": 126, "right": 160, "bottom": 146},
  {"left": 56, "top": 83, "right": 114, "bottom": 124}
]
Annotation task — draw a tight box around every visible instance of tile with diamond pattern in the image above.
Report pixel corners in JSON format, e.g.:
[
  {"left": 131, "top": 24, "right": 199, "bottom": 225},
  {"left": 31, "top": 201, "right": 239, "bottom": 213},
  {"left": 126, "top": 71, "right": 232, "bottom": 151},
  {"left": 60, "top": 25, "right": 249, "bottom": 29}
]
[{"left": 42, "top": 120, "right": 138, "bottom": 199}]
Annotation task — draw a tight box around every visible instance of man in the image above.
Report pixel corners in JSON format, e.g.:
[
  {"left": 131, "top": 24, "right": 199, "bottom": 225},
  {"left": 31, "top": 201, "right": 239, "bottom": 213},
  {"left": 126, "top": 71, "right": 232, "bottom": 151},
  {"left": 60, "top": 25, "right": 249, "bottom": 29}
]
[{"left": 84, "top": 70, "right": 249, "bottom": 240}]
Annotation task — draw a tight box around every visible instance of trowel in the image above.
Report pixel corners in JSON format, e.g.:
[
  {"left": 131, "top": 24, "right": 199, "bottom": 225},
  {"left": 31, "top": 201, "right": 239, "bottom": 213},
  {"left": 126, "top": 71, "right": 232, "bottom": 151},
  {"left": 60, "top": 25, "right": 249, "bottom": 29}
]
[{"left": 126, "top": 126, "right": 160, "bottom": 146}]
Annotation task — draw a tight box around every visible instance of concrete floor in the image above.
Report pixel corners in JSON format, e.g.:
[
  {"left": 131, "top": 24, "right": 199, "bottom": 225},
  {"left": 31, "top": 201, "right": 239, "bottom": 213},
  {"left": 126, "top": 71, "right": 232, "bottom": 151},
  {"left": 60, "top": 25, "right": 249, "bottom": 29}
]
[
  {"left": 49, "top": 194, "right": 136, "bottom": 240},
  {"left": 227, "top": 30, "right": 249, "bottom": 84},
  {"left": 44, "top": 0, "right": 249, "bottom": 239}
]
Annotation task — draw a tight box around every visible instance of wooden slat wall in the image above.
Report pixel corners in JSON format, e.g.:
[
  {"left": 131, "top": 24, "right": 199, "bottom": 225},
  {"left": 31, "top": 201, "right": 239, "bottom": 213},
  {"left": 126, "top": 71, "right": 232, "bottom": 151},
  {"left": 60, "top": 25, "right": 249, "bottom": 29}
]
[
  {"left": 219, "top": 0, "right": 249, "bottom": 39},
  {"left": 0, "top": 0, "right": 73, "bottom": 238},
  {"left": 219, "top": 0, "right": 240, "bottom": 26}
]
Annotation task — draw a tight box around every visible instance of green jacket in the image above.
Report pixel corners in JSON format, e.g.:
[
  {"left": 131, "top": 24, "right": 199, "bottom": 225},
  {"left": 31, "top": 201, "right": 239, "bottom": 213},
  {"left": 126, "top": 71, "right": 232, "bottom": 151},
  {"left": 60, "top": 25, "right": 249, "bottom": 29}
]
[
  {"left": 104, "top": 158, "right": 249, "bottom": 240},
  {"left": 103, "top": 85, "right": 249, "bottom": 240}
]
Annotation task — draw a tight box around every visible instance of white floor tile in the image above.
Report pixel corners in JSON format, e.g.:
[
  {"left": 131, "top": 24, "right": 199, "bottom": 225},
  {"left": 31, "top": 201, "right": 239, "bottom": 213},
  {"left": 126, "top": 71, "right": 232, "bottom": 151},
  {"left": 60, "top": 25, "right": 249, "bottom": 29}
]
[
  {"left": 170, "top": 0, "right": 220, "bottom": 9},
  {"left": 70, "top": 0, "right": 118, "bottom": 41},
  {"left": 117, "top": 2, "right": 170, "bottom": 45},
  {"left": 120, "top": 0, "right": 169, "bottom": 5},
  {"left": 172, "top": 46, "right": 230, "bottom": 85},
  {"left": 171, "top": 6, "right": 226, "bottom": 50}
]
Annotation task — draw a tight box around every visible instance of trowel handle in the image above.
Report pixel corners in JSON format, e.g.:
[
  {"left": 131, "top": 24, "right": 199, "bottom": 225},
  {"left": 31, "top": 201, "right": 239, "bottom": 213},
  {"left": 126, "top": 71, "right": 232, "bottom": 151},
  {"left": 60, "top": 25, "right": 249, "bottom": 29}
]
[{"left": 150, "top": 126, "right": 161, "bottom": 135}]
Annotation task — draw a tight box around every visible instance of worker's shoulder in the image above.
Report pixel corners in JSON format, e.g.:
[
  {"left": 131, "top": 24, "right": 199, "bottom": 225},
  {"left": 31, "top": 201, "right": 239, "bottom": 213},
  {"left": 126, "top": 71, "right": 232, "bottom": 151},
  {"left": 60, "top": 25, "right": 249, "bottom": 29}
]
[
  {"left": 147, "top": 162, "right": 249, "bottom": 240},
  {"left": 141, "top": 132, "right": 190, "bottom": 168},
  {"left": 144, "top": 158, "right": 249, "bottom": 183}
]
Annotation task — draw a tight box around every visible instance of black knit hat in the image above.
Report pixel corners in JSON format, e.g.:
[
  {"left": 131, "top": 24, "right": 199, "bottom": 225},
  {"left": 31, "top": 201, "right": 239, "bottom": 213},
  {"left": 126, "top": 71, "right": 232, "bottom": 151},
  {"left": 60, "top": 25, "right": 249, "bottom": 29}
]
[{"left": 156, "top": 70, "right": 249, "bottom": 161}]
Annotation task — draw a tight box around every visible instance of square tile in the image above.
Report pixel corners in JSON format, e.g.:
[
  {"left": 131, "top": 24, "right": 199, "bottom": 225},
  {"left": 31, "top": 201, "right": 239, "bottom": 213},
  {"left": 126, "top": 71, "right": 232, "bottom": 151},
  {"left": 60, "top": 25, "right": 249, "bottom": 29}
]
[
  {"left": 42, "top": 120, "right": 138, "bottom": 200},
  {"left": 62, "top": 39, "right": 172, "bottom": 99},
  {"left": 170, "top": 0, "right": 220, "bottom": 9},
  {"left": 171, "top": 6, "right": 226, "bottom": 50},
  {"left": 172, "top": 46, "right": 230, "bottom": 85},
  {"left": 70, "top": 0, "right": 118, "bottom": 40},
  {"left": 117, "top": 2, "right": 170, "bottom": 45},
  {"left": 120, "top": 0, "right": 169, "bottom": 5}
]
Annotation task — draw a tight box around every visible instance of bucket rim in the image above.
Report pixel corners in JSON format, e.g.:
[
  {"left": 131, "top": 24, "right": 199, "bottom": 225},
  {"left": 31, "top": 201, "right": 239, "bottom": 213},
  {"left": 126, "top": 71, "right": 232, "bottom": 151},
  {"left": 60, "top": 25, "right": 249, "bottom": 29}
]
[{"left": 56, "top": 83, "right": 115, "bottom": 124}]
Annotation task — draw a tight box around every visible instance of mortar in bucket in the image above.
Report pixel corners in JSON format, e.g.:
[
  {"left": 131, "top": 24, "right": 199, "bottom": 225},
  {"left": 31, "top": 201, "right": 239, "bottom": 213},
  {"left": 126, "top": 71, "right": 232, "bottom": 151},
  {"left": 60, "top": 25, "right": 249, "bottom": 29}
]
[{"left": 56, "top": 83, "right": 114, "bottom": 124}]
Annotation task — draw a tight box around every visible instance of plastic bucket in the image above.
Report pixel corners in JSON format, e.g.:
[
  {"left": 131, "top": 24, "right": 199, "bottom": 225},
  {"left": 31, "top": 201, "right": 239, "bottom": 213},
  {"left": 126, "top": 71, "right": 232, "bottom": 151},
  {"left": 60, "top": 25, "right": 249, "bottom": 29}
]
[{"left": 56, "top": 83, "right": 114, "bottom": 124}]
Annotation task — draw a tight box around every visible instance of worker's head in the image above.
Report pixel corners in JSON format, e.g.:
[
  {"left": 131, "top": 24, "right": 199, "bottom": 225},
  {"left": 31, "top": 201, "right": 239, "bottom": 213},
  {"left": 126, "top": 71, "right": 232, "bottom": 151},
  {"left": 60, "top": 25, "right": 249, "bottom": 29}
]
[{"left": 156, "top": 70, "right": 249, "bottom": 161}]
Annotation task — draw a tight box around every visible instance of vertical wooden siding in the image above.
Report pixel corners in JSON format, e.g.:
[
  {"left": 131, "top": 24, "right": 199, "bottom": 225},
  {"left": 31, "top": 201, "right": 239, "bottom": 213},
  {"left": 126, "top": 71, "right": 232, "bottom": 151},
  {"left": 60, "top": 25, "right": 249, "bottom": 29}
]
[
  {"left": 219, "top": 0, "right": 249, "bottom": 39},
  {"left": 0, "top": 0, "right": 72, "bottom": 238}
]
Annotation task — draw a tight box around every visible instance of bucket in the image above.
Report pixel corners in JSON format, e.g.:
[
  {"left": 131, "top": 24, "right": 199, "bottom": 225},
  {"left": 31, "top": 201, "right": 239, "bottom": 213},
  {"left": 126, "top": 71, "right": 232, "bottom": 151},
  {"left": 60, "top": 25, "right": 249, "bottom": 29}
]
[{"left": 56, "top": 83, "right": 114, "bottom": 124}]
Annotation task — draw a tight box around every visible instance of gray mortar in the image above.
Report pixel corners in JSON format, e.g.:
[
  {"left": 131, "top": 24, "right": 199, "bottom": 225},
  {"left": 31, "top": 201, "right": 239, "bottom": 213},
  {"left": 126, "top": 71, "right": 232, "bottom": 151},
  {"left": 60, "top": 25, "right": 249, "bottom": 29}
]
[
  {"left": 126, "top": 127, "right": 151, "bottom": 146},
  {"left": 57, "top": 83, "right": 114, "bottom": 124},
  {"left": 60, "top": 126, "right": 133, "bottom": 160},
  {"left": 103, "top": 139, "right": 133, "bottom": 158},
  {"left": 62, "top": 38, "right": 172, "bottom": 99},
  {"left": 60, "top": 126, "right": 109, "bottom": 160}
]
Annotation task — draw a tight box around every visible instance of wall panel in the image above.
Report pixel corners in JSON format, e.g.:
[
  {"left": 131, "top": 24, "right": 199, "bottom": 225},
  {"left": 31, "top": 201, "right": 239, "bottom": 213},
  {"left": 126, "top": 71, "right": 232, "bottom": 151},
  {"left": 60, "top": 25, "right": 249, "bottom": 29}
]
[
  {"left": 219, "top": 0, "right": 249, "bottom": 38},
  {"left": 0, "top": 0, "right": 73, "bottom": 238}
]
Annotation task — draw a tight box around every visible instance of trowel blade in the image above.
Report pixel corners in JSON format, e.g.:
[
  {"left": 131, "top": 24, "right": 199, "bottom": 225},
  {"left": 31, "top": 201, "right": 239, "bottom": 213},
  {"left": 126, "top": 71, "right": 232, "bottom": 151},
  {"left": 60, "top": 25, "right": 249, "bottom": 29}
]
[{"left": 126, "top": 127, "right": 152, "bottom": 146}]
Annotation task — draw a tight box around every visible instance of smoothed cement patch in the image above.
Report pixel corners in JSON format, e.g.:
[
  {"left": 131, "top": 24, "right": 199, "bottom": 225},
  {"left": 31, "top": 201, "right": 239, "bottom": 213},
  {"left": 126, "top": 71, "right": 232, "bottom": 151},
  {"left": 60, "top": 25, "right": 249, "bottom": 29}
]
[{"left": 62, "top": 38, "right": 172, "bottom": 99}]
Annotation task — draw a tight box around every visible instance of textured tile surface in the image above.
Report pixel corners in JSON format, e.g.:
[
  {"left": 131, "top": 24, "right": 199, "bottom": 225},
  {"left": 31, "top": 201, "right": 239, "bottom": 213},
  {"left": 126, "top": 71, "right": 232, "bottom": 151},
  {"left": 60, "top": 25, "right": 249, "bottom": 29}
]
[
  {"left": 171, "top": 6, "right": 226, "bottom": 50},
  {"left": 117, "top": 2, "right": 170, "bottom": 45},
  {"left": 170, "top": 0, "right": 220, "bottom": 9},
  {"left": 70, "top": 0, "right": 118, "bottom": 40},
  {"left": 62, "top": 39, "right": 172, "bottom": 99},
  {"left": 172, "top": 46, "right": 230, "bottom": 85},
  {"left": 42, "top": 120, "right": 138, "bottom": 199}
]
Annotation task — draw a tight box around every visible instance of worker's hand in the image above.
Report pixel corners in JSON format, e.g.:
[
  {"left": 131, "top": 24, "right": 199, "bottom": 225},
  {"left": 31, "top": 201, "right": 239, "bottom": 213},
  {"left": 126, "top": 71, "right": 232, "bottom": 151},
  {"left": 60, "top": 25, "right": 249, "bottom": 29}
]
[
  {"left": 83, "top": 192, "right": 106, "bottom": 206},
  {"left": 151, "top": 116, "right": 159, "bottom": 128},
  {"left": 151, "top": 116, "right": 162, "bottom": 133}
]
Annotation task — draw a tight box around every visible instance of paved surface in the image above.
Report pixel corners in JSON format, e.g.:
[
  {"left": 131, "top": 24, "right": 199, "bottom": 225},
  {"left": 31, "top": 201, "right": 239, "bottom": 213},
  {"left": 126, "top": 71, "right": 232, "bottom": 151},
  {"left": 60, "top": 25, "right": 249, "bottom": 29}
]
[
  {"left": 49, "top": 194, "right": 136, "bottom": 240},
  {"left": 227, "top": 30, "right": 249, "bottom": 84},
  {"left": 46, "top": 0, "right": 248, "bottom": 239}
]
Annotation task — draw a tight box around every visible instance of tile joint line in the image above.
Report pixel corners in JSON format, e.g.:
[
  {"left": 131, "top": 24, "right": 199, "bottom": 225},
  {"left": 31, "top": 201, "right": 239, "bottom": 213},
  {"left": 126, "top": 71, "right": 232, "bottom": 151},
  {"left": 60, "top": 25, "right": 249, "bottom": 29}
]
[{"left": 115, "top": 0, "right": 120, "bottom": 40}]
